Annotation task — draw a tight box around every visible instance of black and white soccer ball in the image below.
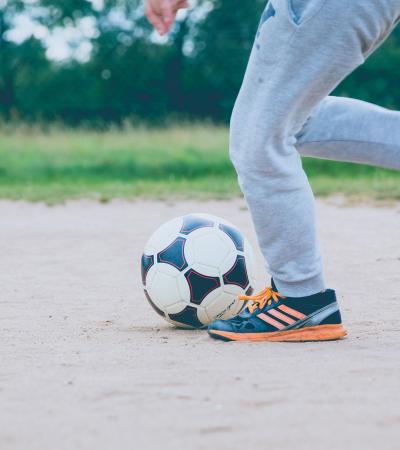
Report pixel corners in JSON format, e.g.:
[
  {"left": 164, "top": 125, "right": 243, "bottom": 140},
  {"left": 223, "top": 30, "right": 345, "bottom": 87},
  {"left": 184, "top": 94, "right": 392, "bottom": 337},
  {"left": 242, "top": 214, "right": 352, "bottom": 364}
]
[{"left": 141, "top": 213, "right": 257, "bottom": 329}]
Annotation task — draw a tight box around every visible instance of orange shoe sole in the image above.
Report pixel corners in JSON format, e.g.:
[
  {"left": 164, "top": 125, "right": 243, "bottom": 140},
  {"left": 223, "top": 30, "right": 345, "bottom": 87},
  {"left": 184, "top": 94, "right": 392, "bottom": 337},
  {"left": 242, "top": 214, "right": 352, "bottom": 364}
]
[{"left": 209, "top": 324, "right": 347, "bottom": 342}]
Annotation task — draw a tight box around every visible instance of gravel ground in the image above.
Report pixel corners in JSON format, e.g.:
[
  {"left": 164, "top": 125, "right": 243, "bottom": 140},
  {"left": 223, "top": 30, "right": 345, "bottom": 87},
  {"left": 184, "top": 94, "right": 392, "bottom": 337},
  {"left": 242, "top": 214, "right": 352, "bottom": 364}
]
[{"left": 0, "top": 198, "right": 399, "bottom": 450}]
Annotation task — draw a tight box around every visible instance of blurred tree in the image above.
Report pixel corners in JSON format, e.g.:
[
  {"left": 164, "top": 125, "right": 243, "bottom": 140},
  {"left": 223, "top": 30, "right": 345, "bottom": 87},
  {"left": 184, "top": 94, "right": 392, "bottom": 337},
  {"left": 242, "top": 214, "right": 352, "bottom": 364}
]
[
  {"left": 335, "top": 27, "right": 400, "bottom": 110},
  {"left": 183, "top": 0, "right": 264, "bottom": 120},
  {"left": 0, "top": 0, "right": 95, "bottom": 120},
  {"left": 0, "top": 0, "right": 24, "bottom": 119},
  {"left": 0, "top": 0, "right": 399, "bottom": 124}
]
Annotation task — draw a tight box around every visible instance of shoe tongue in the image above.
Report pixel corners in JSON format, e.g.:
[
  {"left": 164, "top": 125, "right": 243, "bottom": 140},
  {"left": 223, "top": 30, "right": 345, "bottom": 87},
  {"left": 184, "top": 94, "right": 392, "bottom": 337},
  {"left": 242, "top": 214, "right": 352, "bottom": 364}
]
[{"left": 271, "top": 278, "right": 277, "bottom": 291}]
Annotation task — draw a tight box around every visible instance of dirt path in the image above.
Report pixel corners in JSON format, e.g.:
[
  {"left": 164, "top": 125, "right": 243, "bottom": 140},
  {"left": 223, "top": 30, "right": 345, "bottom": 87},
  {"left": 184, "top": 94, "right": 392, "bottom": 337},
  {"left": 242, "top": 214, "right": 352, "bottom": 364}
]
[{"left": 0, "top": 198, "right": 399, "bottom": 450}]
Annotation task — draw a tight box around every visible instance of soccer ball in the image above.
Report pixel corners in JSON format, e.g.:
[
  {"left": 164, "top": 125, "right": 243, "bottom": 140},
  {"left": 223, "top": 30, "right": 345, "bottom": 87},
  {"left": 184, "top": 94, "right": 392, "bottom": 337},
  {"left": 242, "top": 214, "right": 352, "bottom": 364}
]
[{"left": 141, "top": 213, "right": 257, "bottom": 329}]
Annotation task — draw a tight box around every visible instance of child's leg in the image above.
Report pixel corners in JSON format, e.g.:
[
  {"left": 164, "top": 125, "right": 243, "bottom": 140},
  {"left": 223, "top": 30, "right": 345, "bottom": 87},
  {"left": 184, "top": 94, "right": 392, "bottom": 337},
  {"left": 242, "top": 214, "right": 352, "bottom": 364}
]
[
  {"left": 297, "top": 96, "right": 400, "bottom": 170},
  {"left": 230, "top": 0, "right": 400, "bottom": 296}
]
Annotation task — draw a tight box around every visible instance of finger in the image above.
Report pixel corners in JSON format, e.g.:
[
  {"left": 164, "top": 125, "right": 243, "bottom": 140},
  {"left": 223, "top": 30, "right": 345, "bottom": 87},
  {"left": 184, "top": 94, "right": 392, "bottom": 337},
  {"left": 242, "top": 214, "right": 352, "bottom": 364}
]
[
  {"left": 172, "top": 2, "right": 187, "bottom": 12},
  {"left": 172, "top": 0, "right": 188, "bottom": 11},
  {"left": 160, "top": 0, "right": 174, "bottom": 26},
  {"left": 166, "top": 0, "right": 188, "bottom": 33},
  {"left": 145, "top": 5, "right": 167, "bottom": 34}
]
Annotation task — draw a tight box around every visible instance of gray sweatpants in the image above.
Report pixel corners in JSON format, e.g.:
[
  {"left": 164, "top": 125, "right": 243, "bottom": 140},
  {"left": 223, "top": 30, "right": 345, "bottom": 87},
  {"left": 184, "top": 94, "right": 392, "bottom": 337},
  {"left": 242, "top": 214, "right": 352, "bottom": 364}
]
[{"left": 230, "top": 0, "right": 400, "bottom": 297}]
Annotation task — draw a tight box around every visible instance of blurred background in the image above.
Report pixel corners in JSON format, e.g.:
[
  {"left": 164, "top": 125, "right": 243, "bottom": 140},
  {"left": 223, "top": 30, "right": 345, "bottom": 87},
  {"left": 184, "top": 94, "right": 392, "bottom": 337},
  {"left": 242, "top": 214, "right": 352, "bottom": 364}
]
[{"left": 1, "top": 0, "right": 400, "bottom": 202}]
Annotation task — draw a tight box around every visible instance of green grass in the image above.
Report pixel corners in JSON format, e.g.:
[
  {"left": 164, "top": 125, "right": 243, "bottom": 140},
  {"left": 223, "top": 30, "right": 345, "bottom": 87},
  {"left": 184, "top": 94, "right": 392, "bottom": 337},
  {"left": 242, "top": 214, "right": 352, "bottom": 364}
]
[{"left": 0, "top": 124, "right": 399, "bottom": 202}]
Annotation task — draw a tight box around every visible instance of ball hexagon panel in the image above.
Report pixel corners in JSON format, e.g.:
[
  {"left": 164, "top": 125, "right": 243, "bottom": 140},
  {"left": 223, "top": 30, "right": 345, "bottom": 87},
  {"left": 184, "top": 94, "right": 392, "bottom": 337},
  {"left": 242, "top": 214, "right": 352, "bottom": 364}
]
[
  {"left": 176, "top": 272, "right": 191, "bottom": 304},
  {"left": 197, "top": 286, "right": 229, "bottom": 323},
  {"left": 144, "top": 217, "right": 183, "bottom": 254},
  {"left": 180, "top": 214, "right": 214, "bottom": 235},
  {"left": 222, "top": 283, "right": 245, "bottom": 297},
  {"left": 165, "top": 300, "right": 190, "bottom": 315},
  {"left": 184, "top": 228, "right": 237, "bottom": 277},
  {"left": 222, "top": 255, "right": 249, "bottom": 289},
  {"left": 206, "top": 291, "right": 242, "bottom": 321},
  {"left": 141, "top": 254, "right": 154, "bottom": 286},
  {"left": 157, "top": 237, "right": 188, "bottom": 271},
  {"left": 196, "top": 305, "right": 211, "bottom": 326},
  {"left": 146, "top": 264, "right": 182, "bottom": 309},
  {"left": 181, "top": 226, "right": 218, "bottom": 265},
  {"left": 197, "top": 285, "right": 225, "bottom": 309},
  {"left": 219, "top": 223, "right": 244, "bottom": 251},
  {"left": 184, "top": 269, "right": 221, "bottom": 305},
  {"left": 168, "top": 305, "right": 204, "bottom": 328}
]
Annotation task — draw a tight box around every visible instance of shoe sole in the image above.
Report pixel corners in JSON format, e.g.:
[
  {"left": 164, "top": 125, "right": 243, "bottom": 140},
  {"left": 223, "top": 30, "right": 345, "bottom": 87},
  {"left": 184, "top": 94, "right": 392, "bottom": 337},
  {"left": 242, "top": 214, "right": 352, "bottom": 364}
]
[{"left": 208, "top": 324, "right": 347, "bottom": 342}]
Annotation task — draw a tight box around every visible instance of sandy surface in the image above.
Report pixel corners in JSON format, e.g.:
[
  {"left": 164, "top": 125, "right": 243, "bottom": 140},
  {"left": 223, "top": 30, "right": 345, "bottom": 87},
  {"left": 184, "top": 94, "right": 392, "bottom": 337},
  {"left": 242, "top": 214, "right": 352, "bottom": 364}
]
[{"left": 0, "top": 198, "right": 399, "bottom": 450}]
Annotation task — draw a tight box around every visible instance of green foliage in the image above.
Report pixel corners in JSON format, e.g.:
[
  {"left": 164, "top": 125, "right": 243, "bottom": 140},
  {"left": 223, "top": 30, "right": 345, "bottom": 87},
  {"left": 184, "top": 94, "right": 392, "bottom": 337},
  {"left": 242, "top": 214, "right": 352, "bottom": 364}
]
[
  {"left": 182, "top": 0, "right": 264, "bottom": 119},
  {"left": 0, "top": 125, "right": 399, "bottom": 202},
  {"left": 334, "top": 27, "right": 400, "bottom": 109},
  {"left": 1, "top": 1, "right": 399, "bottom": 124}
]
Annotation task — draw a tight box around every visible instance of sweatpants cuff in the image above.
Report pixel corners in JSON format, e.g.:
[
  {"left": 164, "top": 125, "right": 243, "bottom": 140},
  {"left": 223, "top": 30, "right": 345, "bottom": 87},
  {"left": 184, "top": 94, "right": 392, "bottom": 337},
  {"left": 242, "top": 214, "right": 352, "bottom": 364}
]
[{"left": 272, "top": 273, "right": 326, "bottom": 297}]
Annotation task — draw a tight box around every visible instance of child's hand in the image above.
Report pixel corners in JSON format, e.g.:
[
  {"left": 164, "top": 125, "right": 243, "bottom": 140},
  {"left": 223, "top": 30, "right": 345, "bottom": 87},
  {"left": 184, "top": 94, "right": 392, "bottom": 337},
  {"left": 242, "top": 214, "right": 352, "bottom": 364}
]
[{"left": 145, "top": 0, "right": 188, "bottom": 35}]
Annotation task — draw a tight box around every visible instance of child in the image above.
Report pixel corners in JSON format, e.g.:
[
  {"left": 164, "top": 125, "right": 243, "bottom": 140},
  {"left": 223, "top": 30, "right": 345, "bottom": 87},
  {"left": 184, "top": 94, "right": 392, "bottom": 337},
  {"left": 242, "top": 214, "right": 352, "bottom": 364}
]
[{"left": 145, "top": 0, "right": 400, "bottom": 341}]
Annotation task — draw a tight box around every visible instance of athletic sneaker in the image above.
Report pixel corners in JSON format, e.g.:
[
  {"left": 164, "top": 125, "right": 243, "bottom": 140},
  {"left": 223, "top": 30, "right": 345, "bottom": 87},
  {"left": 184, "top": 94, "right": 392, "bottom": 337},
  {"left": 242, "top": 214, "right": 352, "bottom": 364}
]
[{"left": 208, "top": 280, "right": 347, "bottom": 342}]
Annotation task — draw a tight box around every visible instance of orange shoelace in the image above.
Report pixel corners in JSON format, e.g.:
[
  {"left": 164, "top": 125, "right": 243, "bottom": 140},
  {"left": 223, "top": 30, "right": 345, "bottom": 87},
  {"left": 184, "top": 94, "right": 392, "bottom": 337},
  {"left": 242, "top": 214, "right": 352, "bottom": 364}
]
[{"left": 239, "top": 286, "right": 285, "bottom": 313}]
